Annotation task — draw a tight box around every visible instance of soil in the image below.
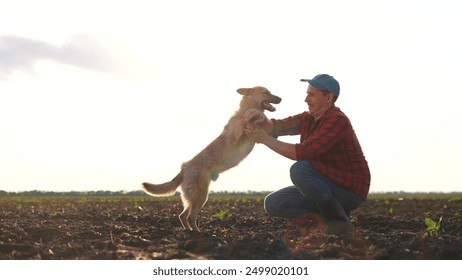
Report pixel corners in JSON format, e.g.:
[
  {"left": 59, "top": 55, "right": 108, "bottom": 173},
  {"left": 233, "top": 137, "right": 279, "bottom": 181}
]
[{"left": 1, "top": 196, "right": 461, "bottom": 260}]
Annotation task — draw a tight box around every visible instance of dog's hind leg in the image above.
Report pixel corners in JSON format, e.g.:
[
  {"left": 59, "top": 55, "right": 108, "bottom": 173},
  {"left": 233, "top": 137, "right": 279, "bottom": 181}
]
[
  {"left": 179, "top": 204, "right": 193, "bottom": 231},
  {"left": 187, "top": 185, "right": 209, "bottom": 232},
  {"left": 179, "top": 185, "right": 196, "bottom": 230},
  {"left": 179, "top": 170, "right": 211, "bottom": 231}
]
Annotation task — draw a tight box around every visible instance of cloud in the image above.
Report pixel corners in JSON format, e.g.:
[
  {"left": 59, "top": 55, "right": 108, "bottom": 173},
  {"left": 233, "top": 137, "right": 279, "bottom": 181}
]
[{"left": 0, "top": 34, "right": 127, "bottom": 79}]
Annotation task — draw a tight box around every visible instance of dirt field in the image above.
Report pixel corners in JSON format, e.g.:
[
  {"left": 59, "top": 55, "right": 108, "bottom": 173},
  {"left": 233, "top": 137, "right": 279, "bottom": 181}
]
[{"left": 1, "top": 194, "right": 461, "bottom": 260}]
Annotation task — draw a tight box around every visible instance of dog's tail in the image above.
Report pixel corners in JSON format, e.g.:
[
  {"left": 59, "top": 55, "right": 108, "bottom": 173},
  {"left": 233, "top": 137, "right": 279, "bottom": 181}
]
[{"left": 142, "top": 171, "right": 183, "bottom": 197}]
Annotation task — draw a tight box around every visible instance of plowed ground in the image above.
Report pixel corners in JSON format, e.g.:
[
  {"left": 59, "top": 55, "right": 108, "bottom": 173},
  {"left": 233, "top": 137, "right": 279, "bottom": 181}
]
[{"left": 1, "top": 196, "right": 461, "bottom": 259}]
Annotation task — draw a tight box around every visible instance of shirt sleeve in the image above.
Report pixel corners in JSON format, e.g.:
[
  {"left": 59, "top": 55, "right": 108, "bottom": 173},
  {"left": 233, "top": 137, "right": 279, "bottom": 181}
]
[
  {"left": 271, "top": 113, "right": 304, "bottom": 137},
  {"left": 295, "top": 114, "right": 351, "bottom": 160}
]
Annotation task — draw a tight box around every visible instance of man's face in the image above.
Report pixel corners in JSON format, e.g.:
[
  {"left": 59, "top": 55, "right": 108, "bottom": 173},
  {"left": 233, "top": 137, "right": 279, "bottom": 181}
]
[{"left": 305, "top": 85, "right": 332, "bottom": 117}]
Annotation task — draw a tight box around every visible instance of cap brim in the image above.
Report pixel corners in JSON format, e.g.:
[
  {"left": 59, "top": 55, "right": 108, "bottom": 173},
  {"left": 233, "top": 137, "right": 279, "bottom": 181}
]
[{"left": 300, "top": 79, "right": 328, "bottom": 91}]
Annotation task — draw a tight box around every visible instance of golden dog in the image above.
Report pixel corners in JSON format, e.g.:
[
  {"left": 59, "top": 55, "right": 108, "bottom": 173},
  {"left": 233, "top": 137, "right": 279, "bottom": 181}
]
[{"left": 142, "top": 87, "right": 281, "bottom": 231}]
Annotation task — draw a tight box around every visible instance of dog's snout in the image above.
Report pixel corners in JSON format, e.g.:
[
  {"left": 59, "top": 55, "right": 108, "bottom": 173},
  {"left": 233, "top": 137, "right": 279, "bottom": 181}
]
[{"left": 272, "top": 95, "right": 282, "bottom": 104}]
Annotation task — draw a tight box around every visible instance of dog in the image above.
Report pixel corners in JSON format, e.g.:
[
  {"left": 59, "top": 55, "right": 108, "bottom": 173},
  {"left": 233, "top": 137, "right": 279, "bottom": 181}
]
[{"left": 142, "top": 86, "right": 281, "bottom": 231}]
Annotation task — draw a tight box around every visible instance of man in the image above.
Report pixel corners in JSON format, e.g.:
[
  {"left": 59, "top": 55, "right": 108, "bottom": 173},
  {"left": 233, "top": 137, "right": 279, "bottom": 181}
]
[{"left": 244, "top": 74, "right": 370, "bottom": 236}]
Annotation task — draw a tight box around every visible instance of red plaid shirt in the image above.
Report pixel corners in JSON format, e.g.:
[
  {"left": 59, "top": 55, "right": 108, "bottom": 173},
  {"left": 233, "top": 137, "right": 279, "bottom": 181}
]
[{"left": 272, "top": 106, "right": 370, "bottom": 200}]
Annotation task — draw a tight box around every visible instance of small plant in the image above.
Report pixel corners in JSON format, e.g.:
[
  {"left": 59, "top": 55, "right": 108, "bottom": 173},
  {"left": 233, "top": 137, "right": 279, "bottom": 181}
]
[
  {"left": 212, "top": 209, "right": 233, "bottom": 219},
  {"left": 50, "top": 209, "right": 65, "bottom": 218},
  {"left": 423, "top": 216, "right": 443, "bottom": 239}
]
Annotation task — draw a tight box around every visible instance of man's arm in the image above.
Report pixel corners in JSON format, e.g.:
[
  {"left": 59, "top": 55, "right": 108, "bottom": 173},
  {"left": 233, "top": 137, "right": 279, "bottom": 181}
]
[
  {"left": 244, "top": 127, "right": 297, "bottom": 160},
  {"left": 243, "top": 109, "right": 302, "bottom": 137}
]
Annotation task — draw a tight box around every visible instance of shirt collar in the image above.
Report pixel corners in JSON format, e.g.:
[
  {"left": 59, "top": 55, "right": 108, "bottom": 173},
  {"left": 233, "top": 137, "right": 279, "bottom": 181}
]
[{"left": 311, "top": 105, "right": 338, "bottom": 122}]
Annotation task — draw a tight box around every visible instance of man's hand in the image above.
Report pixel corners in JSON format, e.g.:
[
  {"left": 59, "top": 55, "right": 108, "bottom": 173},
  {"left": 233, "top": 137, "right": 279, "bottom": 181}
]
[
  {"left": 243, "top": 109, "right": 274, "bottom": 134},
  {"left": 244, "top": 109, "right": 266, "bottom": 125},
  {"left": 244, "top": 126, "right": 268, "bottom": 143},
  {"left": 243, "top": 109, "right": 297, "bottom": 161},
  {"left": 243, "top": 109, "right": 271, "bottom": 143}
]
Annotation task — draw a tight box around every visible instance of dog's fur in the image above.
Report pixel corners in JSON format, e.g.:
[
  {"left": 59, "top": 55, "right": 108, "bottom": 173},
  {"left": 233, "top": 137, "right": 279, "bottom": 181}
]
[{"left": 142, "top": 87, "right": 281, "bottom": 231}]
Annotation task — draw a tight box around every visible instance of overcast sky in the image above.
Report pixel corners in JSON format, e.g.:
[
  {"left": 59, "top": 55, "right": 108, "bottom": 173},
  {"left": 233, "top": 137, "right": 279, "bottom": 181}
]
[{"left": 1, "top": 0, "right": 461, "bottom": 194}]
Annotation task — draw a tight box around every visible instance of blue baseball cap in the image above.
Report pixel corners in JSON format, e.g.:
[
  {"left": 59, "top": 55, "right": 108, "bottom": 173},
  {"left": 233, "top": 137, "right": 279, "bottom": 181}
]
[{"left": 300, "top": 74, "right": 340, "bottom": 98}]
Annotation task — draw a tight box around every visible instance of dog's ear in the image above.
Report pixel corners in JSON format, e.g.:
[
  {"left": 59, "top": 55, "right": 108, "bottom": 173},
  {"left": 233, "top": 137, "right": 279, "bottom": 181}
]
[{"left": 237, "top": 88, "right": 252, "bottom": 95}]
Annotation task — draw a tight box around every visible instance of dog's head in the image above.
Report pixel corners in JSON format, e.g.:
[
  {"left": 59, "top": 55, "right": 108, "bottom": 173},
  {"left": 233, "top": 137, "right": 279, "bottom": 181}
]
[{"left": 236, "top": 86, "right": 282, "bottom": 112}]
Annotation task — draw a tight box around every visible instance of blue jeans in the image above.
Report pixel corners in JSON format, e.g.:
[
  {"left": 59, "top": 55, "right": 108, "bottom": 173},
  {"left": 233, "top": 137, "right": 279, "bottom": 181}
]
[{"left": 264, "top": 161, "right": 363, "bottom": 218}]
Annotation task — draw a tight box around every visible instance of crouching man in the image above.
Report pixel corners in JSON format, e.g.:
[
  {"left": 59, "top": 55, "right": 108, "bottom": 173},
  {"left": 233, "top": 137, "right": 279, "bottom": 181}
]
[{"left": 244, "top": 74, "right": 371, "bottom": 237}]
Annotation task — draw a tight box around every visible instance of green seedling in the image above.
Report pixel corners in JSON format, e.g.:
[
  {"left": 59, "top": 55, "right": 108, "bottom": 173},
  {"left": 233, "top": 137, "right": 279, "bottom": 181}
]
[
  {"left": 423, "top": 216, "right": 443, "bottom": 239},
  {"left": 50, "top": 209, "right": 65, "bottom": 218},
  {"left": 212, "top": 209, "right": 233, "bottom": 219}
]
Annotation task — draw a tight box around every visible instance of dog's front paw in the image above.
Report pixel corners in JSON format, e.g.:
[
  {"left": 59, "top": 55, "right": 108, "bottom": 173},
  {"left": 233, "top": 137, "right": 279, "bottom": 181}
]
[
  {"left": 243, "top": 121, "right": 256, "bottom": 130},
  {"left": 244, "top": 109, "right": 267, "bottom": 127}
]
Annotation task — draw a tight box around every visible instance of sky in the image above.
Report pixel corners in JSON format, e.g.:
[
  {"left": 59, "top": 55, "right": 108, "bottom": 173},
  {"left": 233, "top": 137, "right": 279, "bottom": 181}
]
[{"left": 1, "top": 0, "right": 461, "bottom": 194}]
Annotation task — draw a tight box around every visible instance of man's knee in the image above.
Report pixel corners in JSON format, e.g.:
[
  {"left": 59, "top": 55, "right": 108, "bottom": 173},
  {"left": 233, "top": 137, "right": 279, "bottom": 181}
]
[
  {"left": 263, "top": 193, "right": 278, "bottom": 215},
  {"left": 264, "top": 190, "right": 295, "bottom": 216},
  {"left": 290, "top": 161, "right": 314, "bottom": 184},
  {"left": 290, "top": 161, "right": 334, "bottom": 203}
]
